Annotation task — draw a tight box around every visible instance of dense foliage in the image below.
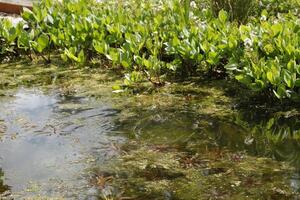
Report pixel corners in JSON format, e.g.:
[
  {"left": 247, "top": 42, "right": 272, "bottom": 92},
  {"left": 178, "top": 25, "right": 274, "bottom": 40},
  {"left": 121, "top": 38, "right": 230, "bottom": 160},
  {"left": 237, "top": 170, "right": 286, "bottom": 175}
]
[{"left": 1, "top": 0, "right": 300, "bottom": 99}]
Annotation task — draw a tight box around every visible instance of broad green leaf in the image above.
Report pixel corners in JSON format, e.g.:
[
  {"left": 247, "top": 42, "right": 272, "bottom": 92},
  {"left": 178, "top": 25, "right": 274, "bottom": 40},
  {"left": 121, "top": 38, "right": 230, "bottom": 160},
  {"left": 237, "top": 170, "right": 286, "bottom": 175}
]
[
  {"left": 271, "top": 23, "right": 282, "bottom": 36},
  {"left": 22, "top": 7, "right": 34, "bottom": 21},
  {"left": 93, "top": 41, "right": 108, "bottom": 54},
  {"left": 78, "top": 50, "right": 85, "bottom": 63},
  {"left": 218, "top": 10, "right": 228, "bottom": 23},
  {"left": 283, "top": 69, "right": 295, "bottom": 88},
  {"left": 172, "top": 36, "right": 180, "bottom": 46},
  {"left": 267, "top": 71, "right": 274, "bottom": 84},
  {"left": 287, "top": 60, "right": 296, "bottom": 71},
  {"left": 36, "top": 33, "right": 49, "bottom": 53},
  {"left": 235, "top": 74, "right": 252, "bottom": 85},
  {"left": 17, "top": 31, "right": 30, "bottom": 49},
  {"left": 143, "top": 59, "right": 151, "bottom": 69},
  {"left": 295, "top": 79, "right": 300, "bottom": 87},
  {"left": 273, "top": 84, "right": 286, "bottom": 99},
  {"left": 250, "top": 80, "right": 265, "bottom": 91}
]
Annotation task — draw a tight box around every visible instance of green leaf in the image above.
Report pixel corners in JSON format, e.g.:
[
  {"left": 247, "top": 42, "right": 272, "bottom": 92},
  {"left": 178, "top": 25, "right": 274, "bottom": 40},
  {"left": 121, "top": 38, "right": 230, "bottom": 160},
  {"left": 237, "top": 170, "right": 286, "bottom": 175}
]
[
  {"left": 17, "top": 31, "right": 30, "bottom": 49},
  {"left": 184, "top": 0, "right": 190, "bottom": 24},
  {"left": 46, "top": 14, "right": 54, "bottom": 24},
  {"left": 143, "top": 59, "right": 151, "bottom": 69},
  {"left": 266, "top": 71, "right": 274, "bottom": 84},
  {"left": 283, "top": 69, "right": 295, "bottom": 88},
  {"left": 287, "top": 60, "right": 296, "bottom": 71},
  {"left": 78, "top": 50, "right": 85, "bottom": 63},
  {"left": 235, "top": 74, "right": 252, "bottom": 85},
  {"left": 7, "top": 27, "right": 17, "bottom": 43},
  {"left": 218, "top": 10, "right": 228, "bottom": 23},
  {"left": 134, "top": 55, "right": 143, "bottom": 66},
  {"left": 271, "top": 23, "right": 282, "bottom": 36},
  {"left": 106, "top": 48, "right": 120, "bottom": 62},
  {"left": 225, "top": 63, "right": 238, "bottom": 71},
  {"left": 207, "top": 51, "right": 219, "bottom": 65},
  {"left": 250, "top": 80, "right": 265, "bottom": 91},
  {"left": 112, "top": 85, "right": 122, "bottom": 91},
  {"left": 120, "top": 50, "right": 132, "bottom": 68},
  {"left": 273, "top": 84, "right": 286, "bottom": 99},
  {"left": 172, "top": 36, "right": 180, "bottom": 47},
  {"left": 261, "top": 9, "right": 268, "bottom": 19},
  {"left": 61, "top": 53, "right": 68, "bottom": 62},
  {"left": 22, "top": 7, "right": 34, "bottom": 21},
  {"left": 296, "top": 65, "right": 300, "bottom": 75},
  {"left": 93, "top": 41, "right": 108, "bottom": 54},
  {"left": 295, "top": 79, "right": 300, "bottom": 87},
  {"left": 36, "top": 33, "right": 49, "bottom": 53},
  {"left": 64, "top": 48, "right": 78, "bottom": 62},
  {"left": 263, "top": 44, "right": 274, "bottom": 55}
]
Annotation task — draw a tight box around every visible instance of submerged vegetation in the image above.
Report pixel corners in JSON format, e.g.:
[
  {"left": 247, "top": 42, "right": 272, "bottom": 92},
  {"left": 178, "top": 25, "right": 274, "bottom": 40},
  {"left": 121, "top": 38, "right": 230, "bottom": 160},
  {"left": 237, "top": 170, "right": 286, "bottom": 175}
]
[
  {"left": 1, "top": 0, "right": 300, "bottom": 99},
  {"left": 93, "top": 143, "right": 296, "bottom": 200},
  {"left": 1, "top": 61, "right": 300, "bottom": 199}
]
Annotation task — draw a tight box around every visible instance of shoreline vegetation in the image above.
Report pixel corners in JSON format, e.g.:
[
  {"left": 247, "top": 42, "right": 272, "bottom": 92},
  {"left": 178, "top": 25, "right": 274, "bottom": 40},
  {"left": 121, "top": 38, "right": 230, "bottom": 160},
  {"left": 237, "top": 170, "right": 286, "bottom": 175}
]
[{"left": 1, "top": 0, "right": 300, "bottom": 101}]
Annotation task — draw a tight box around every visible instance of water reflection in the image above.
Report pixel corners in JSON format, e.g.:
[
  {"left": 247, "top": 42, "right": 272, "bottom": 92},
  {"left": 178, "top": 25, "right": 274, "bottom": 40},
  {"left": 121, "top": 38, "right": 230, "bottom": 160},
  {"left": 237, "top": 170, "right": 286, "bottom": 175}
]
[
  {"left": 0, "top": 89, "right": 123, "bottom": 198},
  {"left": 115, "top": 103, "right": 300, "bottom": 168},
  {"left": 99, "top": 103, "right": 300, "bottom": 199},
  {"left": 194, "top": 108, "right": 300, "bottom": 169},
  {"left": 236, "top": 110, "right": 300, "bottom": 167}
]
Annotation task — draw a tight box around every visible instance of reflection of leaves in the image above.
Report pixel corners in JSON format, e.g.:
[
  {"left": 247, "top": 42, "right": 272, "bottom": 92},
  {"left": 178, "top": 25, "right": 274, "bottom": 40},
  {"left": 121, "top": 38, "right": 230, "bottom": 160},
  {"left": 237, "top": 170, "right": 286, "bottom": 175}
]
[
  {"left": 264, "top": 113, "right": 300, "bottom": 166},
  {"left": 263, "top": 112, "right": 300, "bottom": 141},
  {"left": 273, "top": 141, "right": 300, "bottom": 165},
  {"left": 234, "top": 110, "right": 300, "bottom": 167}
]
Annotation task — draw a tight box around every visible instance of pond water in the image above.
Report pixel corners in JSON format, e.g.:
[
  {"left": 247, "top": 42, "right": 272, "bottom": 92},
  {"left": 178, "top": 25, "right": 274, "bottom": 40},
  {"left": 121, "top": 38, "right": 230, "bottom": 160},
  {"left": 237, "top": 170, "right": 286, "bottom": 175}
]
[
  {"left": 0, "top": 88, "right": 124, "bottom": 199},
  {"left": 0, "top": 62, "right": 300, "bottom": 199}
]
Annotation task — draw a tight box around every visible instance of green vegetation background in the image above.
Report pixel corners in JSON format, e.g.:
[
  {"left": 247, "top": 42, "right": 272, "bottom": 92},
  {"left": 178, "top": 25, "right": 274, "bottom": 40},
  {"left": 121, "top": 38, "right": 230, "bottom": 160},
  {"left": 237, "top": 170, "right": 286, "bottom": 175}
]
[{"left": 1, "top": 0, "right": 300, "bottom": 100}]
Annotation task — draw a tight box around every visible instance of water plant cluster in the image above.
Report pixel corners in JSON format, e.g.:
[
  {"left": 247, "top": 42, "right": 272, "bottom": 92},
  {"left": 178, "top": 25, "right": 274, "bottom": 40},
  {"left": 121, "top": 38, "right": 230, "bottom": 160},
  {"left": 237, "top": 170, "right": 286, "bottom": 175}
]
[{"left": 1, "top": 0, "right": 300, "bottom": 99}]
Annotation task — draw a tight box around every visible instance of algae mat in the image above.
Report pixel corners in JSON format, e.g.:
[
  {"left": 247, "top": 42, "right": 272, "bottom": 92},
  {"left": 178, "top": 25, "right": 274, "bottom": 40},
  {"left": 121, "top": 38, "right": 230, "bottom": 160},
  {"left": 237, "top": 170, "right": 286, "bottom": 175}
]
[{"left": 0, "top": 61, "right": 300, "bottom": 199}]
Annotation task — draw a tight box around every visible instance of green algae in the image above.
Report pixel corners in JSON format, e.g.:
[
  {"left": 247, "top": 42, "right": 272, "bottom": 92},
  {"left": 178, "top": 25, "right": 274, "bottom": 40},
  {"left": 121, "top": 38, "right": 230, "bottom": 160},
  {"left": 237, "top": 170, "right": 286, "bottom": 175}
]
[
  {"left": 1, "top": 61, "right": 300, "bottom": 199},
  {"left": 0, "top": 60, "right": 120, "bottom": 98},
  {"left": 0, "top": 60, "right": 238, "bottom": 121},
  {"left": 93, "top": 143, "right": 297, "bottom": 200}
]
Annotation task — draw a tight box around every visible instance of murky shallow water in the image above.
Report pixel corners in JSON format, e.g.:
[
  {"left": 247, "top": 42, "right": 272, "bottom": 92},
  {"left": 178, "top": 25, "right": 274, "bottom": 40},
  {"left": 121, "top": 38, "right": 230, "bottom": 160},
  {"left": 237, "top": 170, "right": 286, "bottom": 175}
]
[
  {"left": 0, "top": 83, "right": 300, "bottom": 199},
  {"left": 0, "top": 88, "right": 124, "bottom": 199}
]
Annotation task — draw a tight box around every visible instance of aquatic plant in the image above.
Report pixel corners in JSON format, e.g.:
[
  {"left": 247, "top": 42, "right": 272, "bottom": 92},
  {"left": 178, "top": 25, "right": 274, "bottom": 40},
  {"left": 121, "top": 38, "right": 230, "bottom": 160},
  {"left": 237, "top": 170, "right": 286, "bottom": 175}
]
[
  {"left": 1, "top": 0, "right": 300, "bottom": 99},
  {"left": 226, "top": 12, "right": 300, "bottom": 99},
  {"left": 94, "top": 143, "right": 297, "bottom": 199}
]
